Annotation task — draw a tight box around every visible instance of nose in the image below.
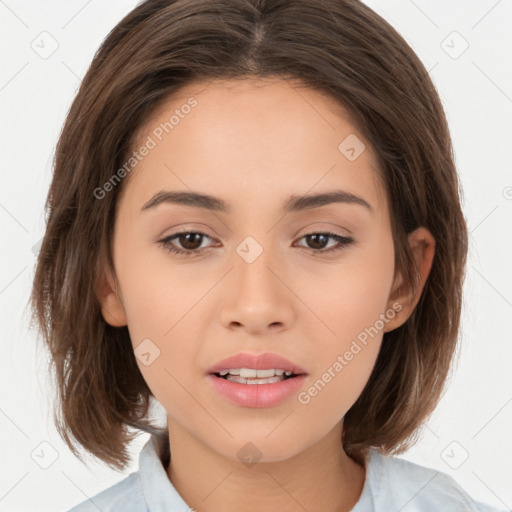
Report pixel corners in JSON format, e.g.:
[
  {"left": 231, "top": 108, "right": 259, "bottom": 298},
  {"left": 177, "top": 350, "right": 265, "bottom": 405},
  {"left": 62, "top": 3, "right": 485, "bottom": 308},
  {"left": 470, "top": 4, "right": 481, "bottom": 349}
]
[{"left": 219, "top": 240, "right": 295, "bottom": 335}]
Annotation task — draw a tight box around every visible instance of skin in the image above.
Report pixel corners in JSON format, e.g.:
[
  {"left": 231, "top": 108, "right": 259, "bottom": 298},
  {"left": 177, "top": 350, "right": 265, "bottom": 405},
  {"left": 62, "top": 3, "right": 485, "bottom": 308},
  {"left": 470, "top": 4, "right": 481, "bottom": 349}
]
[{"left": 96, "top": 77, "right": 435, "bottom": 512}]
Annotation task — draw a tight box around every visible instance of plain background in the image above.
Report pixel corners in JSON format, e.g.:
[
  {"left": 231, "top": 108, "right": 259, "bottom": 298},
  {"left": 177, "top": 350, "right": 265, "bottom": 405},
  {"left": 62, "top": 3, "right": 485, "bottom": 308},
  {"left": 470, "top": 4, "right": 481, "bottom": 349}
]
[{"left": 1, "top": 1, "right": 511, "bottom": 511}]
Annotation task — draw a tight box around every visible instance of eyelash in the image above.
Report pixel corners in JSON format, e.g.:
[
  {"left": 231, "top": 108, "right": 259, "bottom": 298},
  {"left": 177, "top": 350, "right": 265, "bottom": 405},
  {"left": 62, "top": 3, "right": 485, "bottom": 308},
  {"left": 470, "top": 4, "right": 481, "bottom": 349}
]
[{"left": 158, "top": 230, "right": 354, "bottom": 256}]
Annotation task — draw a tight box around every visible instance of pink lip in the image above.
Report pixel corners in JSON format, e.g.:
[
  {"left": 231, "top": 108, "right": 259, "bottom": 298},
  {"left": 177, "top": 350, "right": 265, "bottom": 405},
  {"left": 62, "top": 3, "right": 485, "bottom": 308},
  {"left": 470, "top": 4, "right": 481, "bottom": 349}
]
[
  {"left": 206, "top": 352, "right": 307, "bottom": 375},
  {"left": 206, "top": 373, "right": 308, "bottom": 408},
  {"left": 205, "top": 352, "right": 308, "bottom": 408}
]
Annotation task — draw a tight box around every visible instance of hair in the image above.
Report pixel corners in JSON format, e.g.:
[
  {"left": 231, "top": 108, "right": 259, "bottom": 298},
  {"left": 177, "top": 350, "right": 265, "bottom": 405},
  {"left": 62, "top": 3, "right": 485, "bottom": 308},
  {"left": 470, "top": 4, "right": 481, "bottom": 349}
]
[{"left": 30, "top": 0, "right": 468, "bottom": 471}]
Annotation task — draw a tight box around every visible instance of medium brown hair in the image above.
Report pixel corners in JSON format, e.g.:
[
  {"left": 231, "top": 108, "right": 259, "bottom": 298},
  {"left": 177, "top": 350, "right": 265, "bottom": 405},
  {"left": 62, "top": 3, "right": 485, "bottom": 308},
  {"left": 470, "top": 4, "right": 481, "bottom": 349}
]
[{"left": 30, "top": 0, "right": 468, "bottom": 470}]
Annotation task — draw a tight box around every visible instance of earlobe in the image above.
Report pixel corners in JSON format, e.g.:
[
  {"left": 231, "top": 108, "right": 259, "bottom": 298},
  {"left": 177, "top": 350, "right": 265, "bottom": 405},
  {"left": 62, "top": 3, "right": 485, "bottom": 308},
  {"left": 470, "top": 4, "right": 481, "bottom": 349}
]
[
  {"left": 95, "top": 269, "right": 128, "bottom": 327},
  {"left": 384, "top": 227, "right": 436, "bottom": 332}
]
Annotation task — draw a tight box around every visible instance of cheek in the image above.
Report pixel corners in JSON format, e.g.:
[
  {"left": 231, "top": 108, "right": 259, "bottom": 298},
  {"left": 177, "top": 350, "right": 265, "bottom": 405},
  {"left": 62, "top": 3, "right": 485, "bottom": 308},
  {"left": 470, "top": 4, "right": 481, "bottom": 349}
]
[
  {"left": 113, "top": 240, "right": 210, "bottom": 405},
  {"left": 297, "top": 237, "right": 395, "bottom": 407},
  {"left": 115, "top": 234, "right": 213, "bottom": 341},
  {"left": 124, "top": 288, "right": 205, "bottom": 425},
  {"left": 303, "top": 235, "right": 395, "bottom": 343}
]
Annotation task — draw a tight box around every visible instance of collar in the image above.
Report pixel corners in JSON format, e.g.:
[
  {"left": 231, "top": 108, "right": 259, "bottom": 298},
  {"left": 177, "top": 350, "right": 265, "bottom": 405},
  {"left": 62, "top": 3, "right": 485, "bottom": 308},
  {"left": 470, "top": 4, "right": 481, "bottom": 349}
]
[
  {"left": 138, "top": 434, "right": 191, "bottom": 511},
  {"left": 138, "top": 434, "right": 377, "bottom": 511}
]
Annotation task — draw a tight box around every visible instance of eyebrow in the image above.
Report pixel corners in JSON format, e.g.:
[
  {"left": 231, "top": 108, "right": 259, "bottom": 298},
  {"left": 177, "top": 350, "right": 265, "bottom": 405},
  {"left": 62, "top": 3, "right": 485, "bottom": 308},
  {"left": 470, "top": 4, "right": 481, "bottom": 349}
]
[{"left": 140, "top": 189, "right": 373, "bottom": 214}]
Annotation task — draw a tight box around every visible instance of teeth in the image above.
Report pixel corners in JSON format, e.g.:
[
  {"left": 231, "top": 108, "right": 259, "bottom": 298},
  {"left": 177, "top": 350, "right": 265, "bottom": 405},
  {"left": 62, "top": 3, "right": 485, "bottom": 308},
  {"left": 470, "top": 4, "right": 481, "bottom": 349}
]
[
  {"left": 240, "top": 368, "right": 257, "bottom": 378},
  {"left": 226, "top": 375, "right": 285, "bottom": 385},
  {"left": 218, "top": 368, "right": 294, "bottom": 378}
]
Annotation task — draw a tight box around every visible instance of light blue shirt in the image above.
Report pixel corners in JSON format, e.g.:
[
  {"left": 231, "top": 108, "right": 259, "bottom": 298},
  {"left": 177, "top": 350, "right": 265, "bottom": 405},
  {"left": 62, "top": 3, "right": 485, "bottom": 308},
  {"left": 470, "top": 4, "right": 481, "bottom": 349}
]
[{"left": 66, "top": 434, "right": 506, "bottom": 511}]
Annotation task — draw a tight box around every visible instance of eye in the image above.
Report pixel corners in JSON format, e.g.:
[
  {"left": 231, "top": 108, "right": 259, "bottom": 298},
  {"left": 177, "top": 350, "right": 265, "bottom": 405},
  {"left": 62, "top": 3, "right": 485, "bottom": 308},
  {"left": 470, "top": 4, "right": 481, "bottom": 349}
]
[
  {"left": 158, "top": 230, "right": 354, "bottom": 257},
  {"left": 294, "top": 232, "right": 354, "bottom": 254},
  {"left": 159, "top": 230, "right": 216, "bottom": 256}
]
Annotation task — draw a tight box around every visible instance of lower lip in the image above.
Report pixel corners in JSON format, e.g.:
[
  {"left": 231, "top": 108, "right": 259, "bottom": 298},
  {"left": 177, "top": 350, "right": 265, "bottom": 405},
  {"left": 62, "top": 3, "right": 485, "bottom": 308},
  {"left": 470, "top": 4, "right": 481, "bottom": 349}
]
[{"left": 206, "top": 374, "right": 307, "bottom": 408}]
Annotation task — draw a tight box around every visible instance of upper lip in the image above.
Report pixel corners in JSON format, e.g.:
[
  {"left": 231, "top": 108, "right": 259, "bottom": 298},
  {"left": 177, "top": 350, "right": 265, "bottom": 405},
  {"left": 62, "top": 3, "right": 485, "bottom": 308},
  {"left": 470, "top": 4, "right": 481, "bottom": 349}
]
[{"left": 207, "top": 352, "right": 308, "bottom": 375}]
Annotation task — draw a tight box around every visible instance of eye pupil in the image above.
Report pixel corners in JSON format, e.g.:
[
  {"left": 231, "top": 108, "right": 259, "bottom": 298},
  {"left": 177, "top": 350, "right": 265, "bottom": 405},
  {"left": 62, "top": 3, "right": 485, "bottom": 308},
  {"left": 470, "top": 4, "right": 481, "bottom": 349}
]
[
  {"left": 180, "top": 232, "right": 203, "bottom": 250},
  {"left": 307, "top": 233, "right": 328, "bottom": 250}
]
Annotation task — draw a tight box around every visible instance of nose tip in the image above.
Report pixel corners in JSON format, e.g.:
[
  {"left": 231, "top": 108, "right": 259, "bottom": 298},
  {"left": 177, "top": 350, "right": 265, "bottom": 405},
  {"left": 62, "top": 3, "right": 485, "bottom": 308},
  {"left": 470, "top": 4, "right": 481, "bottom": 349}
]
[{"left": 220, "top": 268, "right": 293, "bottom": 334}]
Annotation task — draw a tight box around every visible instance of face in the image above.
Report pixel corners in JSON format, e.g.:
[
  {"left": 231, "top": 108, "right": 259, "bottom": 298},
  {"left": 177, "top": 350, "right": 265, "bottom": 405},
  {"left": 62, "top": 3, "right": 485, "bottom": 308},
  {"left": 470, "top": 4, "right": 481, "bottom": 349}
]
[{"left": 99, "top": 77, "right": 413, "bottom": 463}]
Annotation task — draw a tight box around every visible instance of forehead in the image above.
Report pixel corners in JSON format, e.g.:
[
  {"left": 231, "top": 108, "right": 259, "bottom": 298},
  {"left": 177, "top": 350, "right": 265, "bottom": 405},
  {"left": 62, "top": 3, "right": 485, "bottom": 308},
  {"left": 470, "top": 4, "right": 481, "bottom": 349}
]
[{"left": 120, "top": 77, "right": 388, "bottom": 218}]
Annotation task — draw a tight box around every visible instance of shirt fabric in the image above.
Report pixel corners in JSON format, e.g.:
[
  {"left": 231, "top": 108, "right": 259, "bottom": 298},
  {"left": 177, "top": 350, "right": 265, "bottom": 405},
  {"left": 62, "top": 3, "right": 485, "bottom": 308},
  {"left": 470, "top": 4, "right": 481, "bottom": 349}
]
[{"left": 66, "top": 434, "right": 506, "bottom": 512}]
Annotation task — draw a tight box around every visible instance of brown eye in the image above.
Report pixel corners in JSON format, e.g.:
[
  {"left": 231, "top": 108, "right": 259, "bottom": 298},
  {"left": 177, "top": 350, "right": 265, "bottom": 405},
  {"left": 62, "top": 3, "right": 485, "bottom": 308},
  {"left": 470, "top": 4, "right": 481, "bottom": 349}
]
[
  {"left": 305, "top": 233, "right": 330, "bottom": 250},
  {"left": 176, "top": 232, "right": 204, "bottom": 250},
  {"left": 159, "top": 230, "right": 353, "bottom": 257},
  {"left": 296, "top": 232, "right": 353, "bottom": 254},
  {"left": 159, "top": 231, "right": 214, "bottom": 256}
]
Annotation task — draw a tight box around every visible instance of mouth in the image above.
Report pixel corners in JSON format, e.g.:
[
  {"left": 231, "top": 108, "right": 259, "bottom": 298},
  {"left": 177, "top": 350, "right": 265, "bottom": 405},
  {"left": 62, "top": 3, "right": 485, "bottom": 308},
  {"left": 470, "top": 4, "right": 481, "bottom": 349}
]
[{"left": 205, "top": 352, "right": 308, "bottom": 407}]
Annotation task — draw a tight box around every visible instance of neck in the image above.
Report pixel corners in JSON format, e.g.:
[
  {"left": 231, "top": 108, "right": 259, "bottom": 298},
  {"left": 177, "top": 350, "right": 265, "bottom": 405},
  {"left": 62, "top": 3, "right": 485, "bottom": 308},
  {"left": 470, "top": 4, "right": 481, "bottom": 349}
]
[{"left": 165, "top": 420, "right": 366, "bottom": 512}]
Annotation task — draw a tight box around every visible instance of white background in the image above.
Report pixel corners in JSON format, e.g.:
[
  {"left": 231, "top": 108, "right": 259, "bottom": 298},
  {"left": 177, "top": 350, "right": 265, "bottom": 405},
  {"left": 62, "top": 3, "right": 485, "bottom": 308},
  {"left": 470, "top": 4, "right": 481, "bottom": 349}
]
[{"left": 1, "top": 1, "right": 511, "bottom": 511}]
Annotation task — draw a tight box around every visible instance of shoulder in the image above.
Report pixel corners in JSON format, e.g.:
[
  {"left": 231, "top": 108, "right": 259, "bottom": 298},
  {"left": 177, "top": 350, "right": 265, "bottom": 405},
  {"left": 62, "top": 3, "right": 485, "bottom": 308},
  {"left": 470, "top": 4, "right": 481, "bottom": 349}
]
[
  {"left": 65, "top": 472, "right": 147, "bottom": 512},
  {"left": 358, "top": 449, "right": 506, "bottom": 512}
]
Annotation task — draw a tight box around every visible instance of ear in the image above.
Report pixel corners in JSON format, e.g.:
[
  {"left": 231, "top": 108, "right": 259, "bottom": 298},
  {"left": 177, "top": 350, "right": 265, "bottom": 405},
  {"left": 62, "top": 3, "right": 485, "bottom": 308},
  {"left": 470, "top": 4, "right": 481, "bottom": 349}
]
[
  {"left": 95, "top": 268, "right": 128, "bottom": 327},
  {"left": 384, "top": 227, "right": 436, "bottom": 332}
]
